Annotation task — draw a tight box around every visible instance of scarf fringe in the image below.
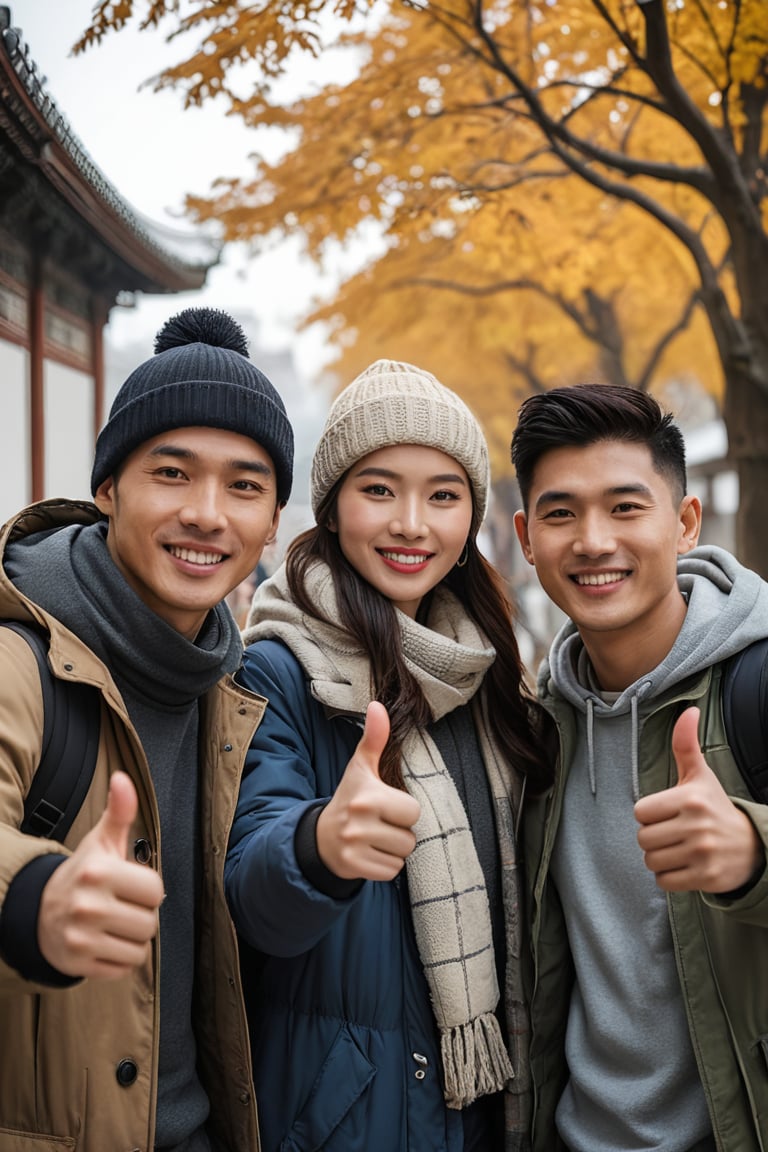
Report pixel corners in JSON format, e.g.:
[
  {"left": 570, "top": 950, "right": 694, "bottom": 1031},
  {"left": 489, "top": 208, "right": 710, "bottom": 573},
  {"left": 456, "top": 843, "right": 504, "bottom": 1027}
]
[{"left": 441, "top": 1012, "right": 515, "bottom": 1110}]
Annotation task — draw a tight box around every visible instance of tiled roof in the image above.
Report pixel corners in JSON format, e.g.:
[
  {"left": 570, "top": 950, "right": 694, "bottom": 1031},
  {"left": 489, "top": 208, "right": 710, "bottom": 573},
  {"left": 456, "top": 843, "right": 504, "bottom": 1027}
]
[{"left": 0, "top": 6, "right": 220, "bottom": 292}]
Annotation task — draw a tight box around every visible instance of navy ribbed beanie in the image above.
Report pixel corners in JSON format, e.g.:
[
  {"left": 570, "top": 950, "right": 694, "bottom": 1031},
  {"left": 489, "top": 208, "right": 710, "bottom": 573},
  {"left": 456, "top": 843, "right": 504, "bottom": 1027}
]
[{"left": 91, "top": 307, "right": 294, "bottom": 503}]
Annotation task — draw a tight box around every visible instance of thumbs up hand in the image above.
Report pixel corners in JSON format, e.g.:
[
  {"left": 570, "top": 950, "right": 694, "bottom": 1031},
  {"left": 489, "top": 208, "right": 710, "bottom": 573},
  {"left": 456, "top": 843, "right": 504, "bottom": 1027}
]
[
  {"left": 37, "top": 772, "right": 165, "bottom": 980},
  {"left": 316, "top": 702, "right": 422, "bottom": 882},
  {"left": 634, "top": 707, "right": 764, "bottom": 893}
]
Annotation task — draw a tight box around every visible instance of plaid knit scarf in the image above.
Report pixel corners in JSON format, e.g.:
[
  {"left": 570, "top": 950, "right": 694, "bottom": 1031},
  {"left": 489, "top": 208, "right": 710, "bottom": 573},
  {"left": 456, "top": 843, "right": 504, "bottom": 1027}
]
[{"left": 245, "top": 561, "right": 530, "bottom": 1145}]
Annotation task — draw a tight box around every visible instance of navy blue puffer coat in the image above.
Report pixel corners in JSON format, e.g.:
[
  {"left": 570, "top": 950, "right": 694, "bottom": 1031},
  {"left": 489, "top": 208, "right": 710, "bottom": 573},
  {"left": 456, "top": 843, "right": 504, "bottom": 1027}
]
[{"left": 226, "top": 639, "right": 465, "bottom": 1152}]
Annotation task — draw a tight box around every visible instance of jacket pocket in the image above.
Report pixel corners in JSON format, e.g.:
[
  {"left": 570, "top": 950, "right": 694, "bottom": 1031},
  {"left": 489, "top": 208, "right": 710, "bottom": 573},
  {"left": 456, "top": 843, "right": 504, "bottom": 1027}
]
[
  {"left": 0, "top": 1132, "right": 75, "bottom": 1152},
  {"left": 280, "top": 1025, "right": 376, "bottom": 1152}
]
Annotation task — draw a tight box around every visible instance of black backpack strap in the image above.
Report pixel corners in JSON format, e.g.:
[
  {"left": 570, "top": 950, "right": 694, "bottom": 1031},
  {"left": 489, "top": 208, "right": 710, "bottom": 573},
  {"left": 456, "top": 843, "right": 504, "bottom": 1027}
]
[
  {"left": 722, "top": 637, "right": 768, "bottom": 804},
  {"left": 2, "top": 621, "right": 101, "bottom": 842}
]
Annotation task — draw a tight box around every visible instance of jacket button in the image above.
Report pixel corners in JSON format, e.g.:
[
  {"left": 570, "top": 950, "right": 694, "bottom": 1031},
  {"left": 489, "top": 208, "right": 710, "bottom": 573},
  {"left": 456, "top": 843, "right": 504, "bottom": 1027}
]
[
  {"left": 412, "top": 1052, "right": 428, "bottom": 1080},
  {"left": 115, "top": 1059, "right": 138, "bottom": 1087},
  {"left": 133, "top": 838, "right": 152, "bottom": 864}
]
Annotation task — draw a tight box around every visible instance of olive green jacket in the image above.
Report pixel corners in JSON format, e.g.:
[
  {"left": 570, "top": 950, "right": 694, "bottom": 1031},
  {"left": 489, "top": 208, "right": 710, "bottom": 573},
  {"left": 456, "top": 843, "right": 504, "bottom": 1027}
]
[
  {"left": 525, "top": 661, "right": 768, "bottom": 1152},
  {"left": 0, "top": 501, "right": 266, "bottom": 1152}
]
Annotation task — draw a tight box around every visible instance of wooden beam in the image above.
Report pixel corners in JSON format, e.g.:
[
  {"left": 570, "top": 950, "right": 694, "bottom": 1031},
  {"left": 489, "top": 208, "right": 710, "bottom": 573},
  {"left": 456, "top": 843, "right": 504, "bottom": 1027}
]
[
  {"left": 29, "top": 255, "right": 44, "bottom": 501},
  {"left": 91, "top": 297, "right": 107, "bottom": 445}
]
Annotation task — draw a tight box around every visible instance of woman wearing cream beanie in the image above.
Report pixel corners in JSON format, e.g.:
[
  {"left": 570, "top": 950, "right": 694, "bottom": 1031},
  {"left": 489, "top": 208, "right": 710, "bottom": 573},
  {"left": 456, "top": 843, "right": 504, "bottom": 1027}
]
[{"left": 227, "top": 359, "right": 551, "bottom": 1152}]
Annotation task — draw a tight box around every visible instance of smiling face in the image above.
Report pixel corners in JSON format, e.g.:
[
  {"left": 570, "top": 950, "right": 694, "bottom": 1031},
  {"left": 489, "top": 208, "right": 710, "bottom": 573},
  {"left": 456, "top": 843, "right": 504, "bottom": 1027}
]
[
  {"left": 331, "top": 443, "right": 474, "bottom": 619},
  {"left": 94, "top": 426, "right": 281, "bottom": 639},
  {"left": 514, "top": 439, "right": 702, "bottom": 687}
]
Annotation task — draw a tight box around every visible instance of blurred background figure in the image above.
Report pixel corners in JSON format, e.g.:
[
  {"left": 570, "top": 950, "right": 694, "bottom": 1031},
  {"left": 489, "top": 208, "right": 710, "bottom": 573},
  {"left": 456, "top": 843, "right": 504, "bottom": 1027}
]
[{"left": 226, "top": 559, "right": 271, "bottom": 630}]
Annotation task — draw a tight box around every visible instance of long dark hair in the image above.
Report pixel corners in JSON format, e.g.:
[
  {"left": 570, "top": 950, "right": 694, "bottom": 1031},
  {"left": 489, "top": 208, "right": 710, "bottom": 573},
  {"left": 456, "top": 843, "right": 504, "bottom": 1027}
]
[{"left": 287, "top": 478, "right": 553, "bottom": 794}]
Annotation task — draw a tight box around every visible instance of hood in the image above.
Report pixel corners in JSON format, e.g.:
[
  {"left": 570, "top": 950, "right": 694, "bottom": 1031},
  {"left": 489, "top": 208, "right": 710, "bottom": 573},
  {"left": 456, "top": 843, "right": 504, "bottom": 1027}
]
[
  {"left": 540, "top": 545, "right": 768, "bottom": 801},
  {"left": 0, "top": 499, "right": 102, "bottom": 625}
]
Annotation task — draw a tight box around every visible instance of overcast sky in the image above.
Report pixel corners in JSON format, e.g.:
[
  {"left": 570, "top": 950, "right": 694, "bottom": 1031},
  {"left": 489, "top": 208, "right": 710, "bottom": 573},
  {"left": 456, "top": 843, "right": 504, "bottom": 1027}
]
[{"left": 15, "top": 1, "right": 361, "bottom": 376}]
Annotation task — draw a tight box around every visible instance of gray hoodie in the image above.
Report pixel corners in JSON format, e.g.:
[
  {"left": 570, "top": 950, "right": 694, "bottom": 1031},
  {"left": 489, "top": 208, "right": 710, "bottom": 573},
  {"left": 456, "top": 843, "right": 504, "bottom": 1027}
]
[{"left": 542, "top": 546, "right": 768, "bottom": 1152}]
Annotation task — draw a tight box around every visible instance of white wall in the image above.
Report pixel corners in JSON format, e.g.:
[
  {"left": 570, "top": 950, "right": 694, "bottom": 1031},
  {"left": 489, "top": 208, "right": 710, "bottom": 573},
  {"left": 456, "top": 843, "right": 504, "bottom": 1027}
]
[
  {"left": 44, "top": 360, "right": 93, "bottom": 502},
  {"left": 0, "top": 340, "right": 30, "bottom": 527}
]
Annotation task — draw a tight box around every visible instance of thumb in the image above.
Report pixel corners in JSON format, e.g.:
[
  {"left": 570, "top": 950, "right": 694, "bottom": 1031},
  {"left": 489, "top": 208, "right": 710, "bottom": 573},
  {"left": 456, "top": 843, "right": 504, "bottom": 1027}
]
[
  {"left": 672, "top": 707, "right": 709, "bottom": 786},
  {"left": 354, "top": 702, "right": 391, "bottom": 780},
  {"left": 96, "top": 771, "right": 138, "bottom": 858}
]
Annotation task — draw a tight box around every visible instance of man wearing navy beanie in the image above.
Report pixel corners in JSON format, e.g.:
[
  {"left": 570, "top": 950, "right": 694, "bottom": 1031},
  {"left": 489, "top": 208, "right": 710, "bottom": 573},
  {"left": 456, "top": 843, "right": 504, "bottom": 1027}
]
[{"left": 0, "top": 308, "right": 294, "bottom": 1152}]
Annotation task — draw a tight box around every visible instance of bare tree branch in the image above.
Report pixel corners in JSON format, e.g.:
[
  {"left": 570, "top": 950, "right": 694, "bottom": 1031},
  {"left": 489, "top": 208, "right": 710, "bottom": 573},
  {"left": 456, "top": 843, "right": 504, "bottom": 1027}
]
[
  {"left": 636, "top": 289, "right": 701, "bottom": 389},
  {"left": 635, "top": 0, "right": 760, "bottom": 227}
]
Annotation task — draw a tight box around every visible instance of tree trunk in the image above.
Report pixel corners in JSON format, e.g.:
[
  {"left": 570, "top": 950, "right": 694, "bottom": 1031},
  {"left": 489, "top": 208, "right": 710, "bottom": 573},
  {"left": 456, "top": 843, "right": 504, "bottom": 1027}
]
[
  {"left": 722, "top": 371, "right": 768, "bottom": 580},
  {"left": 733, "top": 456, "right": 768, "bottom": 579},
  {"left": 487, "top": 475, "right": 521, "bottom": 582}
]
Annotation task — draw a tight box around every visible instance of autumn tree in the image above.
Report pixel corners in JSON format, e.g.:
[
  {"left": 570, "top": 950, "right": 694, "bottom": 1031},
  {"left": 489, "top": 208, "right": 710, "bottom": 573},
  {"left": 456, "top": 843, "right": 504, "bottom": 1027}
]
[{"left": 77, "top": 0, "right": 768, "bottom": 575}]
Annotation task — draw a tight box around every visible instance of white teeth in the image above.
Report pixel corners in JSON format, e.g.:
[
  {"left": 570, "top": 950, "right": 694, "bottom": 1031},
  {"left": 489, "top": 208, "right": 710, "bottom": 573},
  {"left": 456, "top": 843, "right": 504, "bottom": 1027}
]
[
  {"left": 169, "top": 546, "right": 223, "bottom": 566},
  {"left": 381, "top": 552, "right": 428, "bottom": 565},
  {"left": 576, "top": 571, "right": 626, "bottom": 586}
]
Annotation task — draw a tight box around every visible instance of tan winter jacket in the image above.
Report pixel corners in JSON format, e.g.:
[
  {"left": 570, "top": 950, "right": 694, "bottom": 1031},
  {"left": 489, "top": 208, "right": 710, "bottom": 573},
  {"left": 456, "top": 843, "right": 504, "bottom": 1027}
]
[{"left": 0, "top": 500, "right": 265, "bottom": 1152}]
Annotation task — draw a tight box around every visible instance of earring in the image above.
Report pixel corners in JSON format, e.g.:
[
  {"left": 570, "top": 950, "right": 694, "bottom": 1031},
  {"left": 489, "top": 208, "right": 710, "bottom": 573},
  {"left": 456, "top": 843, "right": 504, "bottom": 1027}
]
[{"left": 456, "top": 544, "right": 469, "bottom": 568}]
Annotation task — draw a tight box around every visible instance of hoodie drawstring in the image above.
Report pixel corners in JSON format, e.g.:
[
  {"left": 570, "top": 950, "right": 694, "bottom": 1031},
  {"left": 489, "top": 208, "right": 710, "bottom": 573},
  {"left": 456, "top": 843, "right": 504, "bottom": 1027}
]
[
  {"left": 587, "top": 697, "right": 596, "bottom": 796},
  {"left": 585, "top": 692, "right": 641, "bottom": 800},
  {"left": 630, "top": 694, "right": 640, "bottom": 802}
]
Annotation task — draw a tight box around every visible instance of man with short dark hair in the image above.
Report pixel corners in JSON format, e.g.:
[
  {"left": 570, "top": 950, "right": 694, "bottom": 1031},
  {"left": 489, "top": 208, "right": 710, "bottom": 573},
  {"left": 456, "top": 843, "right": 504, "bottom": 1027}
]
[
  {"left": 0, "top": 307, "right": 294, "bottom": 1152},
  {"left": 511, "top": 383, "right": 768, "bottom": 1152}
]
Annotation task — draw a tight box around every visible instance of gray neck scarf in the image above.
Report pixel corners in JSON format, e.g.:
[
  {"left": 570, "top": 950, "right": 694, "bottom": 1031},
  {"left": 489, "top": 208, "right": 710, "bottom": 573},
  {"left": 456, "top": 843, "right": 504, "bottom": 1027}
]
[{"left": 5, "top": 519, "right": 242, "bottom": 705}]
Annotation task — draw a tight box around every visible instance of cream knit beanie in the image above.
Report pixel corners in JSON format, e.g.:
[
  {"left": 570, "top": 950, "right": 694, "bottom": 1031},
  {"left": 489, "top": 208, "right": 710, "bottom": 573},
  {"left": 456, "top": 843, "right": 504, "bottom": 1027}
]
[{"left": 311, "top": 360, "right": 490, "bottom": 528}]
